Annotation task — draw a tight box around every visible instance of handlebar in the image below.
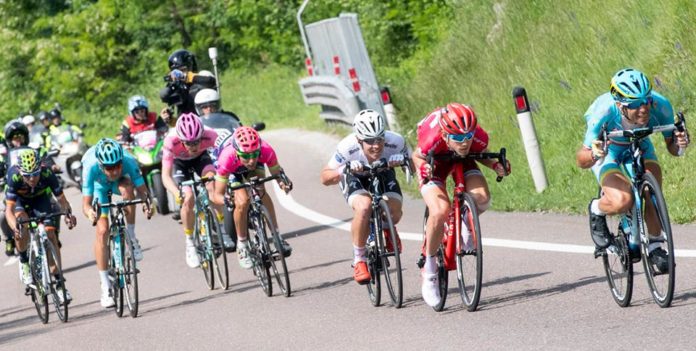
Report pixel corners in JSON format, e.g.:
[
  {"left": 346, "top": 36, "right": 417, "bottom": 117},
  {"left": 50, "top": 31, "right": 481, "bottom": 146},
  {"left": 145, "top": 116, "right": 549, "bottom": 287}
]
[
  {"left": 16, "top": 211, "right": 69, "bottom": 230},
  {"left": 425, "top": 148, "right": 508, "bottom": 182},
  {"left": 92, "top": 198, "right": 150, "bottom": 226},
  {"left": 227, "top": 173, "right": 282, "bottom": 192}
]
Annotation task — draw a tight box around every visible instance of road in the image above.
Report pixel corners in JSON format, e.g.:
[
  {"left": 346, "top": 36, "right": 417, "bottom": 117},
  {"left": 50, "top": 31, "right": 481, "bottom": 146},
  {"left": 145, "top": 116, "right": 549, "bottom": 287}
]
[{"left": 1, "top": 129, "right": 695, "bottom": 350}]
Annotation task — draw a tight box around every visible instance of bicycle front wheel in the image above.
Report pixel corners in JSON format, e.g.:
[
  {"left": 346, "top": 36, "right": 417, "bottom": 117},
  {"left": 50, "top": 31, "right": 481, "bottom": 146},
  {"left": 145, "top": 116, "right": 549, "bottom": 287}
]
[
  {"left": 259, "top": 206, "right": 290, "bottom": 297},
  {"left": 456, "top": 193, "right": 483, "bottom": 312},
  {"left": 602, "top": 214, "right": 633, "bottom": 307},
  {"left": 378, "top": 200, "right": 402, "bottom": 308},
  {"left": 123, "top": 235, "right": 140, "bottom": 317},
  {"left": 433, "top": 247, "right": 448, "bottom": 312},
  {"left": 207, "top": 209, "right": 229, "bottom": 290},
  {"left": 366, "top": 244, "right": 381, "bottom": 307},
  {"left": 249, "top": 211, "right": 272, "bottom": 296},
  {"left": 111, "top": 232, "right": 126, "bottom": 317},
  {"left": 29, "top": 247, "right": 49, "bottom": 324},
  {"left": 195, "top": 211, "right": 215, "bottom": 290},
  {"left": 44, "top": 240, "right": 68, "bottom": 322},
  {"left": 639, "top": 173, "right": 675, "bottom": 308}
]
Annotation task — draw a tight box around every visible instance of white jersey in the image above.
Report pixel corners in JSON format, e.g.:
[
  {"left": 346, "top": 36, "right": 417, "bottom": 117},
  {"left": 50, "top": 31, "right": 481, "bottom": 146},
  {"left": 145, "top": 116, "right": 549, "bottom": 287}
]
[{"left": 327, "top": 131, "right": 410, "bottom": 169}]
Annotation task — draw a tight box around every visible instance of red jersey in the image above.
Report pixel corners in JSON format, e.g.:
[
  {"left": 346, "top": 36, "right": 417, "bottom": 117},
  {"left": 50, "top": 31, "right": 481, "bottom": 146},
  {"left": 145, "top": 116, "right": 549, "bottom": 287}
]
[{"left": 123, "top": 112, "right": 158, "bottom": 134}]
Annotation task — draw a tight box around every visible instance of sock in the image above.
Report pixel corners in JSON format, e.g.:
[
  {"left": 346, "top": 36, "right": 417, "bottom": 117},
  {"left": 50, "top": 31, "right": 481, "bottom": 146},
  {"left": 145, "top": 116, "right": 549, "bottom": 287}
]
[
  {"left": 424, "top": 255, "right": 437, "bottom": 275},
  {"left": 238, "top": 239, "right": 248, "bottom": 249},
  {"left": 18, "top": 251, "right": 28, "bottom": 263},
  {"left": 353, "top": 245, "right": 366, "bottom": 264},
  {"left": 590, "top": 199, "right": 606, "bottom": 216},
  {"left": 648, "top": 241, "right": 662, "bottom": 252},
  {"left": 126, "top": 224, "right": 136, "bottom": 240},
  {"left": 99, "top": 270, "right": 110, "bottom": 290}
]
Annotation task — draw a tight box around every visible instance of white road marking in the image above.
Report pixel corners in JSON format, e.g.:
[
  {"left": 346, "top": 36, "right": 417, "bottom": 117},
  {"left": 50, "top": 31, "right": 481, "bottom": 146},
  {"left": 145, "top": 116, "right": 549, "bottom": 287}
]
[
  {"left": 272, "top": 183, "right": 696, "bottom": 257},
  {"left": 4, "top": 256, "right": 18, "bottom": 266}
]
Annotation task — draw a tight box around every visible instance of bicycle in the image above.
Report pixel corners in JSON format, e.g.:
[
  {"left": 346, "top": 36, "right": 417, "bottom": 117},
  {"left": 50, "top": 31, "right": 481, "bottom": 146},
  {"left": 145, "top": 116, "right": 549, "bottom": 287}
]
[
  {"left": 345, "top": 158, "right": 412, "bottom": 308},
  {"left": 94, "top": 194, "right": 151, "bottom": 317},
  {"left": 18, "top": 211, "right": 71, "bottom": 324},
  {"left": 597, "top": 116, "right": 687, "bottom": 308},
  {"left": 227, "top": 171, "right": 292, "bottom": 297},
  {"left": 417, "top": 148, "right": 507, "bottom": 312},
  {"left": 179, "top": 175, "right": 229, "bottom": 290}
]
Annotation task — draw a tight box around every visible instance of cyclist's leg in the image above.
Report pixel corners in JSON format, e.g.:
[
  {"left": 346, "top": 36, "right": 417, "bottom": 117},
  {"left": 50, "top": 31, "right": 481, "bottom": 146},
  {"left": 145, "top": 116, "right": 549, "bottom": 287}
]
[
  {"left": 92, "top": 187, "right": 112, "bottom": 303},
  {"left": 11, "top": 200, "right": 31, "bottom": 268},
  {"left": 232, "top": 184, "right": 250, "bottom": 241},
  {"left": 30, "top": 196, "right": 62, "bottom": 272},
  {"left": 644, "top": 155, "right": 663, "bottom": 237},
  {"left": 594, "top": 157, "right": 633, "bottom": 216},
  {"left": 460, "top": 160, "right": 490, "bottom": 213},
  {"left": 117, "top": 177, "right": 136, "bottom": 234},
  {"left": 381, "top": 169, "right": 403, "bottom": 224}
]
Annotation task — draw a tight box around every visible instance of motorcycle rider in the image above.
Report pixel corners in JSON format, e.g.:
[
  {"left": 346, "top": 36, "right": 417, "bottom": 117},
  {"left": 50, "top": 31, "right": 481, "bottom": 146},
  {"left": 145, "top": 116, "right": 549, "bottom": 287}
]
[
  {"left": 194, "top": 88, "right": 241, "bottom": 123},
  {"left": 118, "top": 95, "right": 169, "bottom": 143},
  {"left": 159, "top": 49, "right": 217, "bottom": 122}
]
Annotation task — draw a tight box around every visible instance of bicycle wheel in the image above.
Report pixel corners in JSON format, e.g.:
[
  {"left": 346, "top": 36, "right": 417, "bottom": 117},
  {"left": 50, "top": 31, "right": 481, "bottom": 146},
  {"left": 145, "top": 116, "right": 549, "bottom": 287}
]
[
  {"left": 259, "top": 206, "right": 290, "bottom": 297},
  {"left": 456, "top": 193, "right": 483, "bottom": 312},
  {"left": 123, "top": 235, "right": 139, "bottom": 317},
  {"left": 195, "top": 211, "right": 215, "bottom": 290},
  {"left": 44, "top": 240, "right": 68, "bottom": 322},
  {"left": 207, "top": 208, "right": 229, "bottom": 290},
  {"left": 366, "top": 244, "right": 381, "bottom": 307},
  {"left": 433, "top": 247, "right": 448, "bottom": 312},
  {"left": 111, "top": 232, "right": 125, "bottom": 317},
  {"left": 639, "top": 173, "right": 675, "bottom": 308},
  {"left": 378, "top": 201, "right": 402, "bottom": 308},
  {"left": 601, "top": 213, "right": 633, "bottom": 307},
  {"left": 249, "top": 211, "right": 272, "bottom": 296},
  {"left": 28, "top": 247, "right": 49, "bottom": 324}
]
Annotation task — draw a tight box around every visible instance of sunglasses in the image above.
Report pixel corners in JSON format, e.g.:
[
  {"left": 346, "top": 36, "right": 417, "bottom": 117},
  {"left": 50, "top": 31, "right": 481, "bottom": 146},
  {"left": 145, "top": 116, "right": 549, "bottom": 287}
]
[
  {"left": 133, "top": 108, "right": 147, "bottom": 113},
  {"left": 623, "top": 96, "right": 653, "bottom": 109},
  {"left": 237, "top": 150, "right": 260, "bottom": 160},
  {"left": 199, "top": 103, "right": 216, "bottom": 109},
  {"left": 447, "top": 131, "right": 475, "bottom": 143},
  {"left": 21, "top": 170, "right": 41, "bottom": 178},
  {"left": 361, "top": 137, "right": 385, "bottom": 145},
  {"left": 102, "top": 163, "right": 122, "bottom": 171},
  {"left": 183, "top": 139, "right": 201, "bottom": 147}
]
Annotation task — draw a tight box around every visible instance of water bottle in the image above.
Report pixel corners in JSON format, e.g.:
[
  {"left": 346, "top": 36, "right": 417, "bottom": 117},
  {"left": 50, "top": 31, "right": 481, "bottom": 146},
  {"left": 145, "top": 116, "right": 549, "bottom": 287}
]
[{"left": 113, "top": 231, "right": 122, "bottom": 267}]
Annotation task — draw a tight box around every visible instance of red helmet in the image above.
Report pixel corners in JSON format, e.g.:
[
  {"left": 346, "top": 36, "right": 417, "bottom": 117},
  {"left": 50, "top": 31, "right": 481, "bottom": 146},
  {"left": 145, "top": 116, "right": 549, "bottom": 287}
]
[
  {"left": 438, "top": 103, "right": 477, "bottom": 135},
  {"left": 232, "top": 126, "right": 260, "bottom": 153}
]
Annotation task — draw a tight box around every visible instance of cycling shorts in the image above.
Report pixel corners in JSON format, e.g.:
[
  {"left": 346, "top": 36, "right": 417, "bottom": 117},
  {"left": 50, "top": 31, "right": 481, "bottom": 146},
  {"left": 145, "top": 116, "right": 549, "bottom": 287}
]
[{"left": 339, "top": 169, "right": 402, "bottom": 207}]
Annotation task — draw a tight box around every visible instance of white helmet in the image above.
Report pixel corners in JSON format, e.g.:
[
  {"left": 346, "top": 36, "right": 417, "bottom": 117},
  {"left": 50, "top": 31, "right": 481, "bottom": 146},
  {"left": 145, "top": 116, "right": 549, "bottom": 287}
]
[
  {"left": 194, "top": 88, "right": 220, "bottom": 115},
  {"left": 22, "top": 115, "right": 36, "bottom": 126},
  {"left": 198, "top": 70, "right": 214, "bottom": 77},
  {"left": 353, "top": 109, "right": 385, "bottom": 140}
]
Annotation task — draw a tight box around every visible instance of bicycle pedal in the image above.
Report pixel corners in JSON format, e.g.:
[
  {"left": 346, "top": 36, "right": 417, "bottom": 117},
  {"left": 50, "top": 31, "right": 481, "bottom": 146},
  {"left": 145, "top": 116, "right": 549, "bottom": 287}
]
[
  {"left": 593, "top": 248, "right": 605, "bottom": 259},
  {"left": 416, "top": 254, "right": 425, "bottom": 268},
  {"left": 24, "top": 286, "right": 33, "bottom": 296}
]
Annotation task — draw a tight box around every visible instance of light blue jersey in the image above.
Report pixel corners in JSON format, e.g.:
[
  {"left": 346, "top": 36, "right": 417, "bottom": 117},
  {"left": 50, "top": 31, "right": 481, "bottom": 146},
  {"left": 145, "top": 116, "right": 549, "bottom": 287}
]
[
  {"left": 81, "top": 146, "right": 145, "bottom": 212},
  {"left": 582, "top": 92, "right": 675, "bottom": 182}
]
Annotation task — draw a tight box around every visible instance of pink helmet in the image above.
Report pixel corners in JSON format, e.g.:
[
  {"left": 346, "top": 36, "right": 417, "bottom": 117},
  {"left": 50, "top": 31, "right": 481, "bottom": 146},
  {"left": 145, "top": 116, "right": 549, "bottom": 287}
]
[
  {"left": 232, "top": 126, "right": 260, "bottom": 153},
  {"left": 176, "top": 112, "right": 203, "bottom": 142}
]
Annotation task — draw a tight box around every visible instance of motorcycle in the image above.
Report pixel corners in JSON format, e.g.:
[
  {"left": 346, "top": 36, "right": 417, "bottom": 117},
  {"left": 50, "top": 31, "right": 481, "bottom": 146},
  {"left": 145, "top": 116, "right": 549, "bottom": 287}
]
[
  {"left": 47, "top": 124, "right": 87, "bottom": 188},
  {"left": 127, "top": 130, "right": 170, "bottom": 215}
]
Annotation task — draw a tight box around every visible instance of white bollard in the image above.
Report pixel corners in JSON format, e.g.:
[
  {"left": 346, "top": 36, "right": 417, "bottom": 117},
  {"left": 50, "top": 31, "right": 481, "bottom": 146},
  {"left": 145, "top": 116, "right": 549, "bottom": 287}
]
[{"left": 512, "top": 87, "right": 548, "bottom": 193}]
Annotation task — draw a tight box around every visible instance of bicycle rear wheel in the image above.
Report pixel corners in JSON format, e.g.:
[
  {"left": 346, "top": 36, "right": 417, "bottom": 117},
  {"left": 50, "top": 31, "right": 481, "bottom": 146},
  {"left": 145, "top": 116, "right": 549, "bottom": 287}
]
[
  {"left": 195, "top": 211, "right": 215, "bottom": 290},
  {"left": 111, "top": 232, "right": 125, "bottom": 317},
  {"left": 29, "top": 248, "right": 49, "bottom": 324},
  {"left": 44, "top": 240, "right": 68, "bottom": 322},
  {"left": 260, "top": 206, "right": 290, "bottom": 297},
  {"left": 601, "top": 214, "right": 633, "bottom": 307},
  {"left": 378, "top": 201, "right": 402, "bottom": 308},
  {"left": 639, "top": 173, "right": 675, "bottom": 308},
  {"left": 208, "top": 209, "right": 229, "bottom": 290},
  {"left": 456, "top": 193, "right": 483, "bottom": 312},
  {"left": 249, "top": 211, "right": 272, "bottom": 296},
  {"left": 123, "top": 235, "right": 139, "bottom": 317}
]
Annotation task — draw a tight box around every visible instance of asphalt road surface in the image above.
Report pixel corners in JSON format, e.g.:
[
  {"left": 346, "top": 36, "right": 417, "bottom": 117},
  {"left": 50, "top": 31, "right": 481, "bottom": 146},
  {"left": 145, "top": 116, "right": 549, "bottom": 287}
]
[{"left": 1, "top": 129, "right": 695, "bottom": 350}]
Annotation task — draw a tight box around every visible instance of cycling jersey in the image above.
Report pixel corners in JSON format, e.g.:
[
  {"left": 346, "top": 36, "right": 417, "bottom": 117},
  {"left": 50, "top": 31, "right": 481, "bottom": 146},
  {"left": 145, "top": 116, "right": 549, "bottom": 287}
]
[
  {"left": 582, "top": 92, "right": 674, "bottom": 182},
  {"left": 162, "top": 128, "right": 217, "bottom": 167},
  {"left": 215, "top": 139, "right": 279, "bottom": 182},
  {"left": 327, "top": 131, "right": 410, "bottom": 170},
  {"left": 5, "top": 166, "right": 62, "bottom": 202},
  {"left": 81, "top": 146, "right": 145, "bottom": 213}
]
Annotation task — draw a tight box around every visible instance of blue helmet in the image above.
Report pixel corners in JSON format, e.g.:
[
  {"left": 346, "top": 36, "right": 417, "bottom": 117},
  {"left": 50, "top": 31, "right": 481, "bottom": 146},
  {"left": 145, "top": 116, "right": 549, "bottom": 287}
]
[
  {"left": 95, "top": 138, "right": 123, "bottom": 166},
  {"left": 127, "top": 95, "right": 149, "bottom": 115},
  {"left": 610, "top": 68, "right": 652, "bottom": 104}
]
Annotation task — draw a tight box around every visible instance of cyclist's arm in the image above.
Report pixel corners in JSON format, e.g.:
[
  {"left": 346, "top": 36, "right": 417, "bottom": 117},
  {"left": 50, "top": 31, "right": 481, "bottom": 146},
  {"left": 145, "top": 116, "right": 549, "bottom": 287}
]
[
  {"left": 665, "top": 132, "right": 689, "bottom": 156},
  {"left": 410, "top": 149, "right": 427, "bottom": 172},
  {"left": 55, "top": 193, "right": 72, "bottom": 214},
  {"left": 161, "top": 161, "right": 179, "bottom": 197},
  {"left": 82, "top": 194, "right": 94, "bottom": 219},
  {"left": 212, "top": 179, "right": 227, "bottom": 206},
  {"left": 5, "top": 199, "right": 17, "bottom": 232},
  {"left": 320, "top": 165, "right": 340, "bottom": 186},
  {"left": 119, "top": 122, "right": 132, "bottom": 143},
  {"left": 135, "top": 183, "right": 150, "bottom": 201}
]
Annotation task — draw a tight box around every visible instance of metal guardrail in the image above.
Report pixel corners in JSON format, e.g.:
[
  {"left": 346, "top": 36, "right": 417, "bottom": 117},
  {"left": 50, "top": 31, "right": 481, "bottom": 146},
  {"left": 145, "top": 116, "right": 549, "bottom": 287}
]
[{"left": 298, "top": 76, "right": 361, "bottom": 124}]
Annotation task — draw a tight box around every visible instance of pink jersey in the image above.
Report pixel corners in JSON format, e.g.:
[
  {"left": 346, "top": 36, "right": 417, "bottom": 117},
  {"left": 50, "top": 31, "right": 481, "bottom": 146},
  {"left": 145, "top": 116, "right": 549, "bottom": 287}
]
[
  {"left": 416, "top": 108, "right": 489, "bottom": 156},
  {"left": 162, "top": 128, "right": 218, "bottom": 167},
  {"left": 216, "top": 139, "right": 279, "bottom": 178}
]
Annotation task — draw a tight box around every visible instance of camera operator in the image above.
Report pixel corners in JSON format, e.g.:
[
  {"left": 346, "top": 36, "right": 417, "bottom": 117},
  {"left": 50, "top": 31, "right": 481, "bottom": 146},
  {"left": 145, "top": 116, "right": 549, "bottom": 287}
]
[{"left": 159, "top": 49, "right": 216, "bottom": 124}]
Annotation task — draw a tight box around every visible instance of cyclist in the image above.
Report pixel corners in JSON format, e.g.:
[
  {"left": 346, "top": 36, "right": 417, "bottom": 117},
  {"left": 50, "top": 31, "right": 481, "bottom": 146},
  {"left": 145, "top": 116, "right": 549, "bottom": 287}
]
[
  {"left": 319, "top": 110, "right": 409, "bottom": 284},
  {"left": 81, "top": 138, "right": 152, "bottom": 308},
  {"left": 161, "top": 113, "right": 233, "bottom": 268},
  {"left": 411, "top": 103, "right": 510, "bottom": 307},
  {"left": 5, "top": 149, "right": 76, "bottom": 302},
  {"left": 160, "top": 49, "right": 217, "bottom": 120},
  {"left": 118, "top": 95, "right": 168, "bottom": 143},
  {"left": 576, "top": 68, "right": 690, "bottom": 273},
  {"left": 211, "top": 126, "right": 292, "bottom": 269}
]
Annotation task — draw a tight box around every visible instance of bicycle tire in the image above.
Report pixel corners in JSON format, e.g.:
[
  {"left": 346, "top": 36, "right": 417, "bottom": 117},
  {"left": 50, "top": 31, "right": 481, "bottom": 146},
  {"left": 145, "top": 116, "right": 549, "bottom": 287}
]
[
  {"left": 378, "top": 200, "right": 402, "bottom": 308},
  {"left": 207, "top": 208, "right": 229, "bottom": 290},
  {"left": 111, "top": 230, "right": 125, "bottom": 317},
  {"left": 29, "top": 246, "right": 49, "bottom": 324},
  {"left": 44, "top": 239, "right": 68, "bottom": 322},
  {"left": 433, "top": 247, "right": 448, "bottom": 312},
  {"left": 456, "top": 193, "right": 483, "bottom": 312},
  {"left": 123, "top": 235, "right": 139, "bottom": 317},
  {"left": 601, "top": 214, "right": 633, "bottom": 307},
  {"left": 195, "top": 211, "right": 215, "bottom": 290},
  {"left": 639, "top": 172, "right": 675, "bottom": 308},
  {"left": 259, "top": 206, "right": 290, "bottom": 297},
  {"left": 249, "top": 210, "right": 272, "bottom": 296},
  {"left": 366, "top": 244, "right": 381, "bottom": 307}
]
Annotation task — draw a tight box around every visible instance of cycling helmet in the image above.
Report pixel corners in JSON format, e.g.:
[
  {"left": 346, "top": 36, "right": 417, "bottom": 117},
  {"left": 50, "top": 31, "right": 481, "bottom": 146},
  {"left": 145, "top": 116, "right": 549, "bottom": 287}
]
[
  {"left": 175, "top": 112, "right": 204, "bottom": 142},
  {"left": 168, "top": 49, "right": 198, "bottom": 71},
  {"left": 95, "top": 138, "right": 124, "bottom": 166},
  {"left": 353, "top": 109, "right": 385, "bottom": 140},
  {"left": 194, "top": 88, "right": 220, "bottom": 114},
  {"left": 4, "top": 121, "right": 29, "bottom": 145},
  {"left": 439, "top": 103, "right": 477, "bottom": 135},
  {"left": 37, "top": 111, "right": 50, "bottom": 123},
  {"left": 232, "top": 126, "right": 260, "bottom": 153},
  {"left": 127, "top": 95, "right": 149, "bottom": 115},
  {"left": 610, "top": 68, "right": 652, "bottom": 104},
  {"left": 22, "top": 115, "right": 35, "bottom": 126},
  {"left": 49, "top": 108, "right": 62, "bottom": 120},
  {"left": 17, "top": 148, "right": 40, "bottom": 175}
]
